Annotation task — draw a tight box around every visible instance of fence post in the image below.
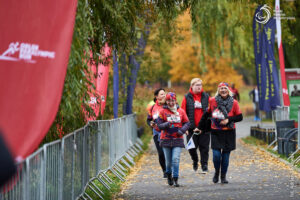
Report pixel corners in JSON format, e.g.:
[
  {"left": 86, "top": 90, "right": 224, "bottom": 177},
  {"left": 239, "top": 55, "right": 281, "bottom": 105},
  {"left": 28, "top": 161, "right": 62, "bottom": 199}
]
[
  {"left": 58, "top": 138, "right": 64, "bottom": 200},
  {"left": 40, "top": 146, "right": 47, "bottom": 200}
]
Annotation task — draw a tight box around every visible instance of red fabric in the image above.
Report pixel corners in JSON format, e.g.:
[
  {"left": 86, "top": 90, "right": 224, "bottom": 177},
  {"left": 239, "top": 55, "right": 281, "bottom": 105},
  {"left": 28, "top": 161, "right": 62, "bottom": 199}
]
[
  {"left": 278, "top": 44, "right": 290, "bottom": 106},
  {"left": 218, "top": 82, "right": 229, "bottom": 88},
  {"left": 207, "top": 98, "right": 242, "bottom": 130},
  {"left": 0, "top": 0, "right": 77, "bottom": 160},
  {"left": 181, "top": 88, "right": 207, "bottom": 126},
  {"left": 230, "top": 88, "right": 239, "bottom": 100},
  {"left": 165, "top": 92, "right": 176, "bottom": 101},
  {"left": 158, "top": 107, "right": 189, "bottom": 139},
  {"left": 148, "top": 101, "right": 164, "bottom": 131},
  {"left": 83, "top": 44, "right": 111, "bottom": 121},
  {"left": 97, "top": 43, "right": 111, "bottom": 115}
]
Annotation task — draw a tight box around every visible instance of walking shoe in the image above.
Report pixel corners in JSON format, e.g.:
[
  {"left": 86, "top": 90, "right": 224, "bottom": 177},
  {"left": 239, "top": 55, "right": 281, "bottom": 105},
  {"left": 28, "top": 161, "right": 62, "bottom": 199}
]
[
  {"left": 173, "top": 177, "right": 180, "bottom": 187},
  {"left": 212, "top": 170, "right": 219, "bottom": 183},
  {"left": 163, "top": 172, "right": 167, "bottom": 178},
  {"left": 200, "top": 165, "right": 208, "bottom": 174},
  {"left": 193, "top": 162, "right": 198, "bottom": 172},
  {"left": 167, "top": 173, "right": 173, "bottom": 186},
  {"left": 221, "top": 174, "right": 229, "bottom": 184}
]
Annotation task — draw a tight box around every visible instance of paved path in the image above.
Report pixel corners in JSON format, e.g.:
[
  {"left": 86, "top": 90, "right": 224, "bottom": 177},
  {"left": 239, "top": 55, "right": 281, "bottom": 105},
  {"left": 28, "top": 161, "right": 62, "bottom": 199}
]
[{"left": 116, "top": 118, "right": 300, "bottom": 200}]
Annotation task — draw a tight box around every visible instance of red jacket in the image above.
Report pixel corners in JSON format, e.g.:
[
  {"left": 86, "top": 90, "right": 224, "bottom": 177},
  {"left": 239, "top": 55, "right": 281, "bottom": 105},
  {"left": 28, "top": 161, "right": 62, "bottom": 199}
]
[
  {"left": 146, "top": 101, "right": 164, "bottom": 131},
  {"left": 157, "top": 105, "right": 190, "bottom": 147},
  {"left": 207, "top": 97, "right": 242, "bottom": 130}
]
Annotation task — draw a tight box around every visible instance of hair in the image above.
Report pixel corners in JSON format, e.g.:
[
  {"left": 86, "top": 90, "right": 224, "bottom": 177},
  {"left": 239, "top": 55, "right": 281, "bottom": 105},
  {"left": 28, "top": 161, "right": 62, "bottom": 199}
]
[
  {"left": 190, "top": 78, "right": 202, "bottom": 87},
  {"left": 215, "top": 85, "right": 233, "bottom": 97},
  {"left": 153, "top": 88, "right": 165, "bottom": 102}
]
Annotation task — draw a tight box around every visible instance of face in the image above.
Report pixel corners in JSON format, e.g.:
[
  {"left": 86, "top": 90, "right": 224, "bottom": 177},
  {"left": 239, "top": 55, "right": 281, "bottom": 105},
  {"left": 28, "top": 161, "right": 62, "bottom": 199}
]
[
  {"left": 192, "top": 81, "right": 202, "bottom": 94},
  {"left": 156, "top": 90, "right": 166, "bottom": 101},
  {"left": 166, "top": 99, "right": 176, "bottom": 107},
  {"left": 219, "top": 86, "right": 229, "bottom": 98}
]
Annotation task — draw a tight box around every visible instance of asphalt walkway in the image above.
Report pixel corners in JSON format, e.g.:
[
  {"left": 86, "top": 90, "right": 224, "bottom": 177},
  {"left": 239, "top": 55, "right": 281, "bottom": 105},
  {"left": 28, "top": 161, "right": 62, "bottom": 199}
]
[{"left": 116, "top": 118, "right": 300, "bottom": 200}]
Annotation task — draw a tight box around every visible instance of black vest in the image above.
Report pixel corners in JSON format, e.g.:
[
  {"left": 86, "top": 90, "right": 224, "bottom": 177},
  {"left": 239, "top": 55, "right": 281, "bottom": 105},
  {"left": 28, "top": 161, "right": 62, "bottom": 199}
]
[{"left": 185, "top": 92, "right": 209, "bottom": 129}]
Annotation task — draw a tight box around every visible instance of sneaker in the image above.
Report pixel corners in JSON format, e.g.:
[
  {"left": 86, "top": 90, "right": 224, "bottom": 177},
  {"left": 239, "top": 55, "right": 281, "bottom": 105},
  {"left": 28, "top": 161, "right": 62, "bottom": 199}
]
[
  {"left": 193, "top": 162, "right": 198, "bottom": 172},
  {"left": 199, "top": 165, "right": 208, "bottom": 174}
]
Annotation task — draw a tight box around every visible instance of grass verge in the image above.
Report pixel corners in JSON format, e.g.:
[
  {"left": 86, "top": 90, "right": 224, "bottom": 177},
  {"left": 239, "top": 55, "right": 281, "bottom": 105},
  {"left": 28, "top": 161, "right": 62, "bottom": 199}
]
[{"left": 242, "top": 136, "right": 300, "bottom": 169}]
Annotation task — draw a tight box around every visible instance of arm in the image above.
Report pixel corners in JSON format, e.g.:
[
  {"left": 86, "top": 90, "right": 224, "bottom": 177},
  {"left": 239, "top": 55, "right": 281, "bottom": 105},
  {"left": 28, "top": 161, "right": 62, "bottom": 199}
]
[
  {"left": 146, "top": 114, "right": 152, "bottom": 127},
  {"left": 198, "top": 111, "right": 210, "bottom": 130},
  {"left": 178, "top": 121, "right": 191, "bottom": 134},
  {"left": 156, "top": 111, "right": 170, "bottom": 130},
  {"left": 228, "top": 113, "right": 243, "bottom": 123}
]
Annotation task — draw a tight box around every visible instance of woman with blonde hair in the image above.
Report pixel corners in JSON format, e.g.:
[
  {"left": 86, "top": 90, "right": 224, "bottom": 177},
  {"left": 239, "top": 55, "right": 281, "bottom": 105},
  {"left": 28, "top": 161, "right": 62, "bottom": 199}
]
[{"left": 197, "top": 82, "right": 243, "bottom": 184}]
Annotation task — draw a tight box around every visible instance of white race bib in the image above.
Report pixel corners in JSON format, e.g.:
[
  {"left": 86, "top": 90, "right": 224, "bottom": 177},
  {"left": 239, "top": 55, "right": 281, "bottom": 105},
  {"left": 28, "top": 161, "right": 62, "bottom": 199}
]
[
  {"left": 167, "top": 114, "right": 181, "bottom": 123},
  {"left": 212, "top": 109, "right": 225, "bottom": 120},
  {"left": 194, "top": 101, "right": 202, "bottom": 109}
]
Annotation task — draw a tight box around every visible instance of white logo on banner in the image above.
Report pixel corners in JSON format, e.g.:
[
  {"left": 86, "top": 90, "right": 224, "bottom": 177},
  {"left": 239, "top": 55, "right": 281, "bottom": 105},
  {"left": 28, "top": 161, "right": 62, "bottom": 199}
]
[
  {"left": 255, "top": 4, "right": 271, "bottom": 24},
  {"left": 0, "top": 42, "right": 55, "bottom": 63}
]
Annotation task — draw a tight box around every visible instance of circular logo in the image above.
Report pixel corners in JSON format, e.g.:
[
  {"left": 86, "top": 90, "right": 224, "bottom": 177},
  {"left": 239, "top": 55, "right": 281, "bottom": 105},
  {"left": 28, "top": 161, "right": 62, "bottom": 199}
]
[{"left": 255, "top": 4, "right": 271, "bottom": 24}]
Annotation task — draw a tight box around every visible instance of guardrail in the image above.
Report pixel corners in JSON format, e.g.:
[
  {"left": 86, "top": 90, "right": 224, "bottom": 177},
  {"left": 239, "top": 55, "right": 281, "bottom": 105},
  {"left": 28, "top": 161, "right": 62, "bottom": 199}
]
[{"left": 0, "top": 114, "right": 143, "bottom": 200}]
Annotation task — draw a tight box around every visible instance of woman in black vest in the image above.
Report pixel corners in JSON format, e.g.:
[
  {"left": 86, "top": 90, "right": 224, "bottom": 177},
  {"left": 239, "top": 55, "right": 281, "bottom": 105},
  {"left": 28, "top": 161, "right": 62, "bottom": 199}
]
[
  {"left": 198, "top": 82, "right": 243, "bottom": 184},
  {"left": 181, "top": 78, "right": 210, "bottom": 173}
]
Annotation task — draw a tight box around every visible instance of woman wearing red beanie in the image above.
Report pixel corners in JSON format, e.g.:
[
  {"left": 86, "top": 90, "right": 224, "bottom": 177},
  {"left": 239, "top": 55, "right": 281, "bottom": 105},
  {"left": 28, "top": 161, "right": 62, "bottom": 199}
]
[{"left": 157, "top": 92, "right": 190, "bottom": 187}]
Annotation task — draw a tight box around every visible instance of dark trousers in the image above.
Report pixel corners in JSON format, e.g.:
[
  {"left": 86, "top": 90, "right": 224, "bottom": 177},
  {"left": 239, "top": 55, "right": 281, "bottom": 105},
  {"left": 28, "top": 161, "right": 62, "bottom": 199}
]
[
  {"left": 153, "top": 134, "right": 166, "bottom": 173},
  {"left": 187, "top": 131, "right": 210, "bottom": 168}
]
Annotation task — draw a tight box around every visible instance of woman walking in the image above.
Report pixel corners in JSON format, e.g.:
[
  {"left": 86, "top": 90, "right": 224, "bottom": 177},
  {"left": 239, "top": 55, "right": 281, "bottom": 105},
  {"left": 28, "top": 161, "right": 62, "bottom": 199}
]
[
  {"left": 198, "top": 82, "right": 243, "bottom": 184},
  {"left": 157, "top": 92, "right": 190, "bottom": 187},
  {"left": 146, "top": 88, "right": 167, "bottom": 178}
]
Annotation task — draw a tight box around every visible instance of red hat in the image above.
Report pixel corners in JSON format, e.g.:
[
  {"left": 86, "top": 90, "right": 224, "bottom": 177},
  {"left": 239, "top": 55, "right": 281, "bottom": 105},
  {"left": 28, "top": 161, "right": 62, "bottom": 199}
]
[
  {"left": 165, "top": 92, "right": 176, "bottom": 101},
  {"left": 218, "top": 82, "right": 229, "bottom": 88}
]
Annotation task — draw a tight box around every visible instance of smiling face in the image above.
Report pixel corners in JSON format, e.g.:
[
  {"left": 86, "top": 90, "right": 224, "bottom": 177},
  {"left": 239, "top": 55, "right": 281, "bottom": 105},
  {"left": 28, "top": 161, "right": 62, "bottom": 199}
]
[
  {"left": 156, "top": 90, "right": 166, "bottom": 102},
  {"left": 191, "top": 81, "right": 202, "bottom": 94},
  {"left": 219, "top": 86, "right": 229, "bottom": 99},
  {"left": 166, "top": 99, "right": 176, "bottom": 107}
]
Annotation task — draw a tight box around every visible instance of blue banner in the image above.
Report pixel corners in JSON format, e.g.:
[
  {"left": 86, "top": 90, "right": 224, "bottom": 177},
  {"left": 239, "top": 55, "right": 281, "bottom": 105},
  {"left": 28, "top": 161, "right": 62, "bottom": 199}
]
[
  {"left": 113, "top": 49, "right": 119, "bottom": 118},
  {"left": 262, "top": 18, "right": 281, "bottom": 111},
  {"left": 253, "top": 5, "right": 265, "bottom": 110}
]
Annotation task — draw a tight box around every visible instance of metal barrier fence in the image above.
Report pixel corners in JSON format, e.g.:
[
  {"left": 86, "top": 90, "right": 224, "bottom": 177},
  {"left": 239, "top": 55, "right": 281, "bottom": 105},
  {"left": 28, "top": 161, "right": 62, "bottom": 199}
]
[
  {"left": 250, "top": 126, "right": 276, "bottom": 145},
  {"left": 0, "top": 114, "right": 143, "bottom": 200}
]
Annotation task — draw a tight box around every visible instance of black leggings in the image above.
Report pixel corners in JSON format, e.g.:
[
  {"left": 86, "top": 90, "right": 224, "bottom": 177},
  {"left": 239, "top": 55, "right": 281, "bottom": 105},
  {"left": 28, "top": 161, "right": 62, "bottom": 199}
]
[{"left": 153, "top": 134, "right": 166, "bottom": 173}]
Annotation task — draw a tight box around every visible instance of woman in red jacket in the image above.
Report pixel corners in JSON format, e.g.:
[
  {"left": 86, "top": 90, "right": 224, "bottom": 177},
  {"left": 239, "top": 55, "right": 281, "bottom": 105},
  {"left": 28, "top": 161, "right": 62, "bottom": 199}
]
[
  {"left": 146, "top": 88, "right": 166, "bottom": 178},
  {"left": 198, "top": 82, "right": 243, "bottom": 184},
  {"left": 157, "top": 92, "right": 190, "bottom": 187}
]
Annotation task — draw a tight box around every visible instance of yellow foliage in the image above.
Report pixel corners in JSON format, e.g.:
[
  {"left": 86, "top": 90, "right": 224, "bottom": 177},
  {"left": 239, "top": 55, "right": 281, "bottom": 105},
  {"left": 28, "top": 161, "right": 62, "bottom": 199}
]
[{"left": 169, "top": 11, "right": 244, "bottom": 94}]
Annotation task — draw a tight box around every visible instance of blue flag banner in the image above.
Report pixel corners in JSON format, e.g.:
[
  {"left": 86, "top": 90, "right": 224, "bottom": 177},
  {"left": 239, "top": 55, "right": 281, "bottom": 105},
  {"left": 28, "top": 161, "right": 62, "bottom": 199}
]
[
  {"left": 262, "top": 18, "right": 281, "bottom": 111},
  {"left": 253, "top": 5, "right": 265, "bottom": 110},
  {"left": 113, "top": 49, "right": 119, "bottom": 118}
]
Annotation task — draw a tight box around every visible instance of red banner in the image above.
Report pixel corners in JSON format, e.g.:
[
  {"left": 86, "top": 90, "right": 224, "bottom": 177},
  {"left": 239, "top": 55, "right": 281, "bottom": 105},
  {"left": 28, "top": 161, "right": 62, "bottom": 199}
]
[
  {"left": 84, "top": 44, "right": 111, "bottom": 121},
  {"left": 0, "top": 1, "right": 77, "bottom": 160},
  {"left": 98, "top": 44, "right": 111, "bottom": 115}
]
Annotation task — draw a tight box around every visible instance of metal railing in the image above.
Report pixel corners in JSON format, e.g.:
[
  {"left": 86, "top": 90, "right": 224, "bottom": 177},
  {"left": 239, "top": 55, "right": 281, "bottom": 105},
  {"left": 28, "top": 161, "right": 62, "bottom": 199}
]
[{"left": 0, "top": 114, "right": 143, "bottom": 200}]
